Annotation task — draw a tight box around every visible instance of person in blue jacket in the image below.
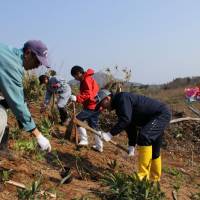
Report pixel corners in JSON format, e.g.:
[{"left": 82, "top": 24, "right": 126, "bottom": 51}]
[
  {"left": 96, "top": 89, "right": 171, "bottom": 182},
  {"left": 0, "top": 40, "right": 51, "bottom": 154},
  {"left": 39, "top": 74, "right": 71, "bottom": 125}
]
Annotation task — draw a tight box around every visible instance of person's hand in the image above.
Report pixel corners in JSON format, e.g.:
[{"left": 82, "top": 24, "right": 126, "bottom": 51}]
[
  {"left": 36, "top": 134, "right": 51, "bottom": 152},
  {"left": 70, "top": 95, "right": 77, "bottom": 102},
  {"left": 101, "top": 132, "right": 113, "bottom": 142},
  {"left": 40, "top": 103, "right": 47, "bottom": 113},
  {"left": 128, "top": 146, "right": 135, "bottom": 157}
]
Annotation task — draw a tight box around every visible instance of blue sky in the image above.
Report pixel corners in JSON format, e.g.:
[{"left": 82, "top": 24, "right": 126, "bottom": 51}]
[{"left": 1, "top": 0, "right": 200, "bottom": 84}]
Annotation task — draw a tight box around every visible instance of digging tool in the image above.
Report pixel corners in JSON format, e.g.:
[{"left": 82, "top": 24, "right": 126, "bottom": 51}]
[
  {"left": 73, "top": 118, "right": 128, "bottom": 153},
  {"left": 170, "top": 117, "right": 200, "bottom": 123},
  {"left": 65, "top": 102, "right": 79, "bottom": 145},
  {"left": 52, "top": 152, "right": 73, "bottom": 184},
  {"left": 188, "top": 105, "right": 200, "bottom": 117},
  {"left": 50, "top": 92, "right": 56, "bottom": 123},
  {"left": 72, "top": 102, "right": 79, "bottom": 145}
]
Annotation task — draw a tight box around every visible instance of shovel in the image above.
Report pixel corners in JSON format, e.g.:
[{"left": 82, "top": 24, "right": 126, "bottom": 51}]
[
  {"left": 52, "top": 152, "right": 73, "bottom": 184},
  {"left": 73, "top": 118, "right": 128, "bottom": 153},
  {"left": 65, "top": 102, "right": 79, "bottom": 145}
]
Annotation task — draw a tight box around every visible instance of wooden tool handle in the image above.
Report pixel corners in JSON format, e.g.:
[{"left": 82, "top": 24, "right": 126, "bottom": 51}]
[
  {"left": 72, "top": 102, "right": 79, "bottom": 145},
  {"left": 73, "top": 118, "right": 127, "bottom": 152},
  {"left": 5, "top": 180, "right": 56, "bottom": 198}
]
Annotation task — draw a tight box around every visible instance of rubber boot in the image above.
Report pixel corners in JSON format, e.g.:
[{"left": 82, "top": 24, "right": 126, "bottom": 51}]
[
  {"left": 77, "top": 127, "right": 88, "bottom": 146},
  {"left": 137, "top": 146, "right": 152, "bottom": 180},
  {"left": 92, "top": 133, "right": 103, "bottom": 152},
  {"left": 150, "top": 156, "right": 161, "bottom": 182}
]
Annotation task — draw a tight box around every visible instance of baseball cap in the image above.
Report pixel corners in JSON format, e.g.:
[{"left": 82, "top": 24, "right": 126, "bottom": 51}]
[
  {"left": 95, "top": 89, "right": 111, "bottom": 104},
  {"left": 24, "top": 40, "right": 49, "bottom": 68}
]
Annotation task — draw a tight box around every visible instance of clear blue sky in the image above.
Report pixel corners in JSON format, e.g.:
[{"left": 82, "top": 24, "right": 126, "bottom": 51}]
[{"left": 1, "top": 0, "right": 200, "bottom": 84}]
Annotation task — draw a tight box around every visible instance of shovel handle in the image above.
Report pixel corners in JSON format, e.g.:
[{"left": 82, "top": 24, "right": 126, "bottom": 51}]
[
  {"left": 72, "top": 102, "right": 79, "bottom": 145},
  {"left": 73, "top": 118, "right": 127, "bottom": 153}
]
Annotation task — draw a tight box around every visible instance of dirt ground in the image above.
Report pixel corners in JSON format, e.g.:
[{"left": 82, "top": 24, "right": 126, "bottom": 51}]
[{"left": 0, "top": 87, "right": 200, "bottom": 200}]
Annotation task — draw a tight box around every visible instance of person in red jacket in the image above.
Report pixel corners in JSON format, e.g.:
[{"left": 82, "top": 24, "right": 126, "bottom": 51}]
[{"left": 70, "top": 66, "right": 103, "bottom": 152}]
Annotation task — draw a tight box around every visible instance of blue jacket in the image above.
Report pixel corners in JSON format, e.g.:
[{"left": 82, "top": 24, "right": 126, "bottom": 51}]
[
  {"left": 110, "top": 92, "right": 170, "bottom": 136},
  {"left": 0, "top": 43, "right": 36, "bottom": 131}
]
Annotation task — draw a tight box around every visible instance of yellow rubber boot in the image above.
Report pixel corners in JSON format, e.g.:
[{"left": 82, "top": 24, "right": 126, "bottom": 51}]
[
  {"left": 137, "top": 146, "right": 152, "bottom": 180},
  {"left": 150, "top": 156, "right": 161, "bottom": 182}
]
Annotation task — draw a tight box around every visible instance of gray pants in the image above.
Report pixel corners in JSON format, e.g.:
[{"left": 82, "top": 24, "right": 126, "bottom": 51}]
[
  {"left": 0, "top": 105, "right": 7, "bottom": 143},
  {"left": 57, "top": 91, "right": 71, "bottom": 108}
]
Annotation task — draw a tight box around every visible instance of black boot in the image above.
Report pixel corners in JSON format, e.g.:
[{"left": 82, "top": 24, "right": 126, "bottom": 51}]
[{"left": 0, "top": 127, "right": 16, "bottom": 161}]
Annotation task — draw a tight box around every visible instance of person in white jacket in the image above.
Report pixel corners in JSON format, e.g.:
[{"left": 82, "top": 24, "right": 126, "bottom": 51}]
[{"left": 39, "top": 74, "right": 71, "bottom": 125}]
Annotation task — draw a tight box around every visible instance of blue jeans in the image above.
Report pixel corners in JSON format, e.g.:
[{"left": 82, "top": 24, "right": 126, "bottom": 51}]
[{"left": 76, "top": 109, "right": 100, "bottom": 129}]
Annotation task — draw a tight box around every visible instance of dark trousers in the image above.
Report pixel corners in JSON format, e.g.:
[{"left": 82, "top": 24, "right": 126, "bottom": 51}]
[
  {"left": 137, "top": 108, "right": 171, "bottom": 159},
  {"left": 58, "top": 107, "right": 69, "bottom": 123},
  {"left": 76, "top": 109, "right": 100, "bottom": 129}
]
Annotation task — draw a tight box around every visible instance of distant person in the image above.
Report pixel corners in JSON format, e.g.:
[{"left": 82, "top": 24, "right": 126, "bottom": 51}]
[
  {"left": 0, "top": 40, "right": 51, "bottom": 155},
  {"left": 96, "top": 89, "right": 171, "bottom": 181},
  {"left": 70, "top": 66, "right": 103, "bottom": 152},
  {"left": 39, "top": 74, "right": 71, "bottom": 125}
]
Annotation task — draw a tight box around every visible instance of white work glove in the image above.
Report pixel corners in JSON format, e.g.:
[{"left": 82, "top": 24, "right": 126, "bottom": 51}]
[
  {"left": 70, "top": 95, "right": 77, "bottom": 102},
  {"left": 101, "top": 132, "right": 113, "bottom": 142},
  {"left": 128, "top": 146, "right": 135, "bottom": 157},
  {"left": 36, "top": 134, "right": 51, "bottom": 152}
]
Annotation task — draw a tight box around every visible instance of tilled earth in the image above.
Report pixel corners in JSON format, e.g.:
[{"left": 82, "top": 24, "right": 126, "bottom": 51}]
[{"left": 0, "top": 88, "right": 200, "bottom": 200}]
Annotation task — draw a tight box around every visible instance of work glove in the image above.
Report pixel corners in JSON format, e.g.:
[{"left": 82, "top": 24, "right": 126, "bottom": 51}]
[
  {"left": 40, "top": 103, "right": 47, "bottom": 113},
  {"left": 101, "top": 132, "right": 113, "bottom": 142},
  {"left": 128, "top": 146, "right": 135, "bottom": 157},
  {"left": 70, "top": 95, "right": 77, "bottom": 102},
  {"left": 51, "top": 83, "right": 61, "bottom": 89},
  {"left": 36, "top": 134, "right": 51, "bottom": 152}
]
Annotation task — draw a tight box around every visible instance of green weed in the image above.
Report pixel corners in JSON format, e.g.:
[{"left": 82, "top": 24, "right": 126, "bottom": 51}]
[
  {"left": 163, "top": 167, "right": 183, "bottom": 178},
  {"left": 9, "top": 127, "right": 21, "bottom": 140},
  {"left": 37, "top": 117, "right": 53, "bottom": 139},
  {"left": 101, "top": 172, "right": 165, "bottom": 200},
  {"left": 17, "top": 177, "right": 44, "bottom": 200}
]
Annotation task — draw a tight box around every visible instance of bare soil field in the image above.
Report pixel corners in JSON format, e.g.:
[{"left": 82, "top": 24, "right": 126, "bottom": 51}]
[{"left": 0, "top": 87, "right": 200, "bottom": 200}]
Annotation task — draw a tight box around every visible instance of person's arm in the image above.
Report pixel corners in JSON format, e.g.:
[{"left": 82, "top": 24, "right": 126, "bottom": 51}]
[
  {"left": 0, "top": 71, "right": 36, "bottom": 131},
  {"left": 76, "top": 78, "right": 93, "bottom": 103},
  {"left": 101, "top": 96, "right": 133, "bottom": 142},
  {"left": 0, "top": 72, "right": 51, "bottom": 151},
  {"left": 110, "top": 97, "right": 133, "bottom": 136},
  {"left": 50, "top": 77, "right": 61, "bottom": 89},
  {"left": 126, "top": 125, "right": 137, "bottom": 147},
  {"left": 44, "top": 90, "right": 52, "bottom": 106}
]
